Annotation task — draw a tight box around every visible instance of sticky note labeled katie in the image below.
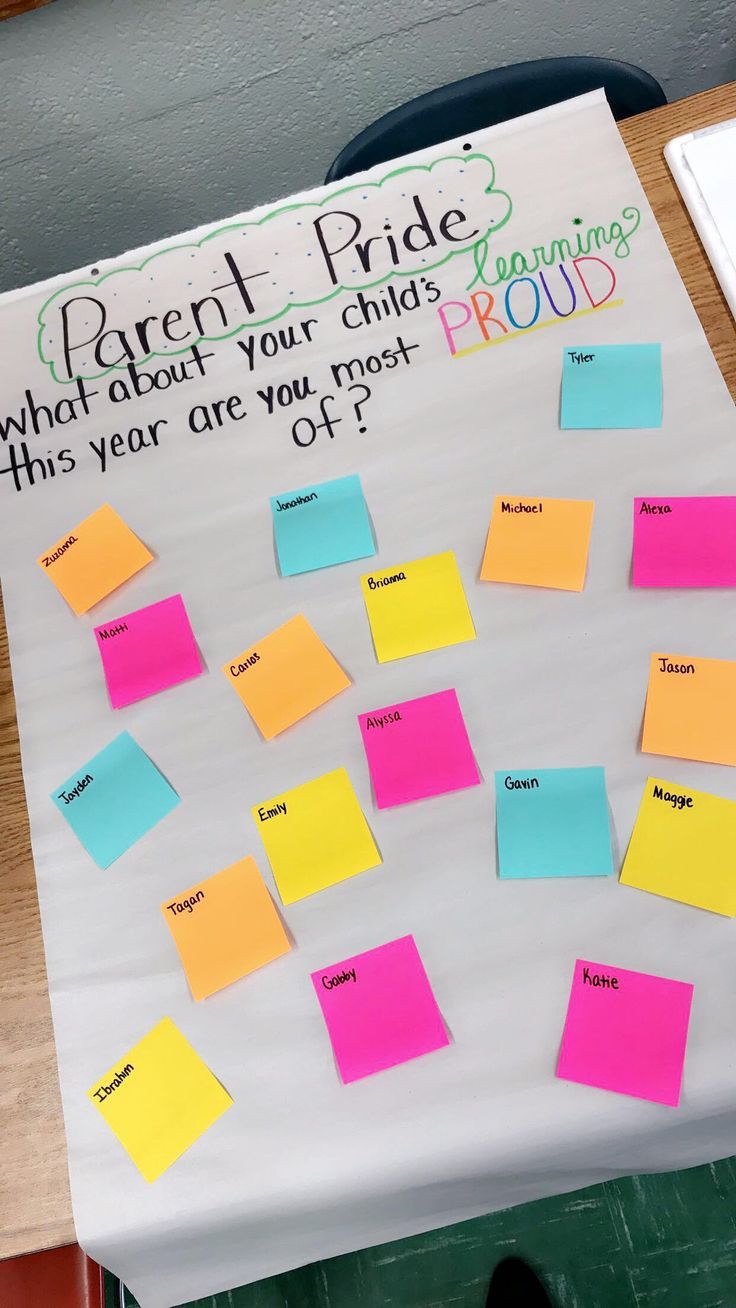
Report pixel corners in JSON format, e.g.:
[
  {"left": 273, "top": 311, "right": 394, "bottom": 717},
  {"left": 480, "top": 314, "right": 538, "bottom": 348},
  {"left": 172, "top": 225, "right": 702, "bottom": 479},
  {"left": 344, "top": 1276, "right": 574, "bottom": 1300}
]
[
  {"left": 358, "top": 688, "right": 480, "bottom": 808},
  {"left": 361, "top": 550, "right": 475, "bottom": 663},
  {"left": 495, "top": 767, "right": 613, "bottom": 878},
  {"left": 271, "top": 473, "right": 375, "bottom": 575},
  {"left": 556, "top": 959, "right": 693, "bottom": 1106},
  {"left": 95, "top": 594, "right": 203, "bottom": 708},
  {"left": 88, "top": 1017, "right": 232, "bottom": 1182},
  {"left": 560, "top": 344, "right": 662, "bottom": 429},
  {"left": 252, "top": 767, "right": 380, "bottom": 904},
  {"left": 642, "top": 653, "right": 736, "bottom": 766},
  {"left": 311, "top": 935, "right": 449, "bottom": 1083},
  {"left": 38, "top": 504, "right": 153, "bottom": 614},
  {"left": 51, "top": 731, "right": 179, "bottom": 868},
  {"left": 481, "top": 496, "right": 594, "bottom": 591},
  {"left": 632, "top": 496, "right": 736, "bottom": 587}
]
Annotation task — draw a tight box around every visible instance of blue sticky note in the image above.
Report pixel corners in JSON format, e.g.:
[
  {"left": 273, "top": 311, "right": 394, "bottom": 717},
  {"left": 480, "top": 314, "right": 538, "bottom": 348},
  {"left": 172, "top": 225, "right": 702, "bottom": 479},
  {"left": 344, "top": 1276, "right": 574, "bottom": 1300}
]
[
  {"left": 560, "top": 344, "right": 662, "bottom": 429},
  {"left": 495, "top": 767, "right": 613, "bottom": 879},
  {"left": 51, "top": 731, "right": 179, "bottom": 868},
  {"left": 271, "top": 474, "right": 375, "bottom": 575}
]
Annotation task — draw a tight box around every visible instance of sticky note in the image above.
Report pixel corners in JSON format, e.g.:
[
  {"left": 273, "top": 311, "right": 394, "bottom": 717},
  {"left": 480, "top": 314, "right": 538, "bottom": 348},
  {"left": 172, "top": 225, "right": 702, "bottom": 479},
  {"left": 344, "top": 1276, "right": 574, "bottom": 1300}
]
[
  {"left": 560, "top": 344, "right": 662, "bottom": 429},
  {"left": 223, "top": 614, "right": 350, "bottom": 739},
  {"left": 95, "top": 594, "right": 203, "bottom": 708},
  {"left": 252, "top": 767, "right": 380, "bottom": 904},
  {"left": 495, "top": 767, "right": 613, "bottom": 878},
  {"left": 271, "top": 474, "right": 375, "bottom": 575},
  {"left": 311, "top": 935, "right": 449, "bottom": 1083},
  {"left": 361, "top": 550, "right": 475, "bottom": 663},
  {"left": 358, "top": 688, "right": 480, "bottom": 808},
  {"left": 642, "top": 653, "right": 736, "bottom": 766},
  {"left": 51, "top": 731, "right": 179, "bottom": 868},
  {"left": 480, "top": 496, "right": 594, "bottom": 591},
  {"left": 38, "top": 504, "right": 153, "bottom": 614},
  {"left": 632, "top": 497, "right": 736, "bottom": 587},
  {"left": 556, "top": 959, "right": 693, "bottom": 1106},
  {"left": 88, "top": 1017, "right": 232, "bottom": 1182}
]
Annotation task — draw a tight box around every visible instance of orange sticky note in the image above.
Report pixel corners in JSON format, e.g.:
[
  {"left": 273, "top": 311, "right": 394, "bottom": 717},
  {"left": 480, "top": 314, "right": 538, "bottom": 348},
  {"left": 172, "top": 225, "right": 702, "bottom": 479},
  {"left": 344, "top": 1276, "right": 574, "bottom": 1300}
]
[
  {"left": 480, "top": 496, "right": 594, "bottom": 591},
  {"left": 642, "top": 653, "right": 736, "bottom": 767},
  {"left": 222, "top": 614, "right": 350, "bottom": 739},
  {"left": 38, "top": 504, "right": 153, "bottom": 614},
  {"left": 161, "top": 857, "right": 290, "bottom": 1000}
]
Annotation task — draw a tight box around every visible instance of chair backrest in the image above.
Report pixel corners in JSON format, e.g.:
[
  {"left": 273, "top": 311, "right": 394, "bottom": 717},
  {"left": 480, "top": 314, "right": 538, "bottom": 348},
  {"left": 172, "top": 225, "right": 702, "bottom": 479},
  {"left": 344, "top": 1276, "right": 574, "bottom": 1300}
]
[{"left": 325, "top": 56, "right": 666, "bottom": 182}]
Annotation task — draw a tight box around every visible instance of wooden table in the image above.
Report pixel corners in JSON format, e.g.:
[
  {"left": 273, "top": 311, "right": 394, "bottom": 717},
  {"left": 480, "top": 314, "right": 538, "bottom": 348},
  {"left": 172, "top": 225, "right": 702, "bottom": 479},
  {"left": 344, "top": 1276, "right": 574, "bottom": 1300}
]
[{"left": 1, "top": 81, "right": 735, "bottom": 1264}]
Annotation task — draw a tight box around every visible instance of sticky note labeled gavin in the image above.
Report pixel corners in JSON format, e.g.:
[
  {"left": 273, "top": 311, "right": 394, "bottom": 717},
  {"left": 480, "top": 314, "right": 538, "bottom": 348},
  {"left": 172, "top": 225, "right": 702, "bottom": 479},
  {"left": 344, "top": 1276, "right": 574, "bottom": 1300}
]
[
  {"left": 632, "top": 496, "right": 736, "bottom": 587},
  {"left": 556, "top": 959, "right": 693, "bottom": 1106},
  {"left": 560, "top": 344, "right": 662, "bottom": 429},
  {"left": 361, "top": 550, "right": 475, "bottom": 663},
  {"left": 252, "top": 767, "right": 380, "bottom": 904},
  {"left": 358, "top": 688, "right": 480, "bottom": 808},
  {"left": 481, "top": 496, "right": 594, "bottom": 591},
  {"left": 38, "top": 504, "right": 153, "bottom": 614},
  {"left": 271, "top": 473, "right": 375, "bottom": 575},
  {"left": 95, "top": 594, "right": 203, "bottom": 708},
  {"left": 495, "top": 767, "right": 613, "bottom": 878},
  {"left": 88, "top": 1017, "right": 232, "bottom": 1182},
  {"left": 311, "top": 935, "right": 449, "bottom": 1083},
  {"left": 642, "top": 653, "right": 736, "bottom": 766},
  {"left": 51, "top": 730, "right": 179, "bottom": 868}
]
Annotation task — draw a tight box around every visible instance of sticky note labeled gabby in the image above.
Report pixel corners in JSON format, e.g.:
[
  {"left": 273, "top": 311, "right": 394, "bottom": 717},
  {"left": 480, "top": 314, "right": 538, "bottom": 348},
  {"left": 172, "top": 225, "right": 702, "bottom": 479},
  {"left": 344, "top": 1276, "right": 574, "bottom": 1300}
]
[
  {"left": 560, "top": 344, "right": 662, "bottom": 429},
  {"left": 358, "top": 688, "right": 480, "bottom": 808},
  {"left": 271, "top": 473, "right": 375, "bottom": 575},
  {"left": 361, "top": 550, "right": 475, "bottom": 663},
  {"left": 481, "top": 496, "right": 594, "bottom": 591},
  {"left": 495, "top": 767, "right": 613, "bottom": 878},
  {"left": 38, "top": 504, "right": 153, "bottom": 614},
  {"left": 632, "top": 497, "right": 736, "bottom": 588},
  {"left": 95, "top": 594, "right": 203, "bottom": 708},
  {"left": 642, "top": 653, "right": 736, "bottom": 766}
]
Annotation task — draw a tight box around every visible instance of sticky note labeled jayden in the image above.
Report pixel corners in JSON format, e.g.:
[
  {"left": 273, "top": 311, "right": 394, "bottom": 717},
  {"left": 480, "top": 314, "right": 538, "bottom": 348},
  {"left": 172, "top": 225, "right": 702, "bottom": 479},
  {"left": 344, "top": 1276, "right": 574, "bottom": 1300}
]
[
  {"left": 560, "top": 344, "right": 662, "bottom": 429},
  {"left": 495, "top": 767, "right": 613, "bottom": 878},
  {"left": 95, "top": 594, "right": 203, "bottom": 708},
  {"left": 642, "top": 653, "right": 736, "bottom": 766},
  {"left": 481, "top": 496, "right": 594, "bottom": 591},
  {"left": 633, "top": 497, "right": 736, "bottom": 587},
  {"left": 358, "top": 688, "right": 480, "bottom": 808},
  {"left": 38, "top": 504, "right": 153, "bottom": 614},
  {"left": 361, "top": 550, "right": 475, "bottom": 663},
  {"left": 271, "top": 473, "right": 375, "bottom": 575}
]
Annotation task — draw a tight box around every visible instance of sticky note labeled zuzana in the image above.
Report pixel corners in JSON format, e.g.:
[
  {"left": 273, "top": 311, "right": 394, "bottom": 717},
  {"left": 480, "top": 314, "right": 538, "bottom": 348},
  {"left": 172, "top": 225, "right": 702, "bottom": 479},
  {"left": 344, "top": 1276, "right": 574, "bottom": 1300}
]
[
  {"left": 361, "top": 550, "right": 475, "bottom": 662},
  {"left": 481, "top": 496, "right": 594, "bottom": 591},
  {"left": 271, "top": 473, "right": 375, "bottom": 575},
  {"left": 38, "top": 504, "right": 153, "bottom": 614},
  {"left": 642, "top": 653, "right": 736, "bottom": 766},
  {"left": 95, "top": 593, "right": 203, "bottom": 708}
]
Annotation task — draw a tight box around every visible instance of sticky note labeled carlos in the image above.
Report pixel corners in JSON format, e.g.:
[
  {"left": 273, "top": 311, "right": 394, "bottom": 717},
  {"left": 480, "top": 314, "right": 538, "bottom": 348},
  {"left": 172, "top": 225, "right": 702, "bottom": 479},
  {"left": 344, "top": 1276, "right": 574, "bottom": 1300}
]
[
  {"left": 95, "top": 594, "right": 203, "bottom": 708},
  {"left": 358, "top": 688, "right": 480, "bottom": 808},
  {"left": 361, "top": 550, "right": 475, "bottom": 662},
  {"left": 271, "top": 473, "right": 375, "bottom": 575},
  {"left": 88, "top": 1017, "right": 232, "bottom": 1182},
  {"left": 560, "top": 344, "right": 662, "bottom": 429},
  {"left": 38, "top": 504, "right": 153, "bottom": 614},
  {"left": 495, "top": 767, "right": 613, "bottom": 878},
  {"left": 642, "top": 653, "right": 736, "bottom": 766},
  {"left": 632, "top": 497, "right": 736, "bottom": 588},
  {"left": 481, "top": 496, "right": 594, "bottom": 591}
]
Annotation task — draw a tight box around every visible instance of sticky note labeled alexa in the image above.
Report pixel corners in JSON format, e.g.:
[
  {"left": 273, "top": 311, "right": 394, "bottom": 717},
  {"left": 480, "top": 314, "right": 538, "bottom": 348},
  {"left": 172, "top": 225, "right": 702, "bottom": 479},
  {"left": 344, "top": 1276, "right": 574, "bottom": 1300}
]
[
  {"left": 88, "top": 1017, "right": 232, "bottom": 1182},
  {"left": 95, "top": 594, "right": 203, "bottom": 708},
  {"left": 642, "top": 653, "right": 736, "bottom": 766},
  {"left": 361, "top": 550, "right": 475, "bottom": 662},
  {"left": 495, "top": 767, "right": 613, "bottom": 878},
  {"left": 481, "top": 496, "right": 594, "bottom": 591},
  {"left": 38, "top": 504, "right": 153, "bottom": 614},
  {"left": 358, "top": 688, "right": 480, "bottom": 808},
  {"left": 633, "top": 497, "right": 736, "bottom": 587},
  {"left": 560, "top": 344, "right": 662, "bottom": 429},
  {"left": 271, "top": 474, "right": 375, "bottom": 575}
]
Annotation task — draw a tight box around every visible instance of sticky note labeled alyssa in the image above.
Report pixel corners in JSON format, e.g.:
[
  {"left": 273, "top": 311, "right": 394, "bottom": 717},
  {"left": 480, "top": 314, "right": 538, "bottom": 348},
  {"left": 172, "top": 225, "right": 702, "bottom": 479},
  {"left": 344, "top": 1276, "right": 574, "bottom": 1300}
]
[
  {"left": 95, "top": 594, "right": 203, "bottom": 708},
  {"left": 481, "top": 496, "right": 594, "bottom": 591},
  {"left": 560, "top": 344, "right": 662, "bottom": 429},
  {"left": 358, "top": 689, "right": 480, "bottom": 808},
  {"left": 642, "top": 653, "right": 736, "bottom": 766},
  {"left": 38, "top": 504, "right": 153, "bottom": 614},
  {"left": 361, "top": 550, "right": 475, "bottom": 662},
  {"left": 271, "top": 473, "right": 375, "bottom": 575},
  {"left": 632, "top": 497, "right": 736, "bottom": 587},
  {"left": 495, "top": 767, "right": 613, "bottom": 878}
]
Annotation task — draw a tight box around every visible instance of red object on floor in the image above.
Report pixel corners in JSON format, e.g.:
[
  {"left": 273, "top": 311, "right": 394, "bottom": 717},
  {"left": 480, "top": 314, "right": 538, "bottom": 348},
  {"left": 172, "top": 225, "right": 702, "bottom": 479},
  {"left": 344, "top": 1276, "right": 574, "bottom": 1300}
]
[{"left": 0, "top": 1243, "right": 105, "bottom": 1308}]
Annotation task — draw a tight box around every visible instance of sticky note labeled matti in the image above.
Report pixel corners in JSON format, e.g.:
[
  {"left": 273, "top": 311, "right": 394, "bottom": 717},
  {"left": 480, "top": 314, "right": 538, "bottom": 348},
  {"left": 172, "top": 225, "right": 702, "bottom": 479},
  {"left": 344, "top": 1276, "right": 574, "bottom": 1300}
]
[
  {"left": 495, "top": 767, "right": 613, "bottom": 879},
  {"left": 560, "top": 344, "right": 662, "bottom": 429},
  {"left": 88, "top": 1017, "right": 232, "bottom": 1182},
  {"left": 481, "top": 496, "right": 594, "bottom": 591},
  {"left": 38, "top": 504, "right": 153, "bottom": 614},
  {"left": 632, "top": 497, "right": 736, "bottom": 587},
  {"left": 271, "top": 473, "right": 375, "bottom": 575},
  {"left": 361, "top": 550, "right": 475, "bottom": 663},
  {"left": 95, "top": 594, "right": 203, "bottom": 708},
  {"left": 642, "top": 653, "right": 736, "bottom": 766},
  {"left": 358, "top": 688, "right": 480, "bottom": 808}
]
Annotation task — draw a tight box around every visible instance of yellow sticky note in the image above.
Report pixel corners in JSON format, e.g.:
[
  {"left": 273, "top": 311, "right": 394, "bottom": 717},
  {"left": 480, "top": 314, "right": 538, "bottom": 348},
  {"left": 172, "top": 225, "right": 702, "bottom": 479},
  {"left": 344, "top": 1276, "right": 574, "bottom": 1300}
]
[
  {"left": 87, "top": 1017, "right": 232, "bottom": 1182},
  {"left": 480, "top": 496, "right": 594, "bottom": 591},
  {"left": 38, "top": 504, "right": 153, "bottom": 614},
  {"left": 252, "top": 767, "right": 381, "bottom": 904},
  {"left": 360, "top": 550, "right": 475, "bottom": 662},
  {"left": 642, "top": 653, "right": 736, "bottom": 766}
]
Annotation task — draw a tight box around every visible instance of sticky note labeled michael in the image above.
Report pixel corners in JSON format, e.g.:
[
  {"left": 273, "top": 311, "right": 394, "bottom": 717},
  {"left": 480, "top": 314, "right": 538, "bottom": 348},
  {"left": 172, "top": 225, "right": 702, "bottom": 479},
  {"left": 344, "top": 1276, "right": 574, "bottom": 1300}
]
[
  {"left": 642, "top": 653, "right": 736, "bottom": 766},
  {"left": 223, "top": 614, "right": 350, "bottom": 739},
  {"left": 358, "top": 688, "right": 480, "bottom": 808},
  {"left": 556, "top": 959, "right": 693, "bottom": 1106},
  {"left": 88, "top": 1017, "right": 232, "bottom": 1182},
  {"left": 361, "top": 550, "right": 475, "bottom": 663},
  {"left": 95, "top": 594, "right": 203, "bottom": 708},
  {"left": 560, "top": 344, "right": 662, "bottom": 429},
  {"left": 481, "top": 496, "right": 594, "bottom": 591},
  {"left": 252, "top": 767, "right": 380, "bottom": 904},
  {"left": 633, "top": 497, "right": 736, "bottom": 588},
  {"left": 495, "top": 767, "right": 613, "bottom": 879},
  {"left": 311, "top": 935, "right": 449, "bottom": 1083},
  {"left": 271, "top": 473, "right": 375, "bottom": 575},
  {"left": 38, "top": 504, "right": 153, "bottom": 614}
]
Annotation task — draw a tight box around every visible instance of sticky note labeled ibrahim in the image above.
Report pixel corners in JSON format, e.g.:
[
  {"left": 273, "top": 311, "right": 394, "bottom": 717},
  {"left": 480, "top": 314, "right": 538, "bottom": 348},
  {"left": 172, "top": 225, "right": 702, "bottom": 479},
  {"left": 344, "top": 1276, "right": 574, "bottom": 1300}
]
[
  {"left": 481, "top": 496, "right": 594, "bottom": 591},
  {"left": 495, "top": 767, "right": 613, "bottom": 878},
  {"left": 361, "top": 550, "right": 475, "bottom": 663},
  {"left": 632, "top": 496, "right": 736, "bottom": 587},
  {"left": 95, "top": 594, "right": 203, "bottom": 708},
  {"left": 271, "top": 473, "right": 375, "bottom": 575},
  {"left": 88, "top": 1017, "right": 232, "bottom": 1182},
  {"left": 358, "top": 688, "right": 480, "bottom": 808},
  {"left": 560, "top": 344, "right": 662, "bottom": 429},
  {"left": 38, "top": 504, "right": 153, "bottom": 614},
  {"left": 642, "top": 653, "right": 736, "bottom": 766}
]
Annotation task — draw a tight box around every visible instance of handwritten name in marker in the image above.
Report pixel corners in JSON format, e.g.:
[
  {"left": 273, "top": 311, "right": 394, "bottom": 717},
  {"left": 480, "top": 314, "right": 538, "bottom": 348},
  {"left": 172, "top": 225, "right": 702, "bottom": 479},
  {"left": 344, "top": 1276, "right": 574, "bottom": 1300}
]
[
  {"left": 258, "top": 801, "right": 287, "bottom": 821},
  {"left": 566, "top": 350, "right": 595, "bottom": 364},
  {"left": 582, "top": 966, "right": 619, "bottom": 990},
  {"left": 322, "top": 969, "right": 357, "bottom": 989},
  {"left": 58, "top": 773, "right": 93, "bottom": 804},
  {"left": 230, "top": 652, "right": 260, "bottom": 676},
  {"left": 652, "top": 784, "right": 693, "bottom": 811},
  {"left": 92, "top": 1062, "right": 134, "bottom": 1102},
  {"left": 165, "top": 891, "right": 205, "bottom": 915},
  {"left": 501, "top": 500, "right": 543, "bottom": 514},
  {"left": 365, "top": 711, "right": 402, "bottom": 730},
  {"left": 97, "top": 621, "right": 129, "bottom": 641},
  {"left": 275, "top": 492, "right": 318, "bottom": 511},
  {"left": 639, "top": 502, "right": 671, "bottom": 515},
  {"left": 504, "top": 775, "right": 539, "bottom": 790},
  {"left": 366, "top": 571, "right": 407, "bottom": 590},
  {"left": 42, "top": 535, "right": 78, "bottom": 568},
  {"left": 659, "top": 658, "right": 695, "bottom": 674}
]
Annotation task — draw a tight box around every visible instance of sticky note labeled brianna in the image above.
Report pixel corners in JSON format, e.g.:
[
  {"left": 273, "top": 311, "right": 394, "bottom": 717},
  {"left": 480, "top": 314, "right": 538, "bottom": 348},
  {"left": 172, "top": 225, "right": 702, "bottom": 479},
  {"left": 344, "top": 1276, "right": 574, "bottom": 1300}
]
[
  {"left": 481, "top": 496, "right": 594, "bottom": 591},
  {"left": 252, "top": 767, "right": 380, "bottom": 904},
  {"left": 95, "top": 594, "right": 203, "bottom": 708},
  {"left": 38, "top": 504, "right": 153, "bottom": 614},
  {"left": 361, "top": 550, "right": 475, "bottom": 663},
  {"left": 311, "top": 935, "right": 449, "bottom": 1083},
  {"left": 88, "top": 1017, "right": 232, "bottom": 1182},
  {"left": 556, "top": 959, "right": 693, "bottom": 1106},
  {"left": 560, "top": 344, "right": 662, "bottom": 429},
  {"left": 358, "top": 688, "right": 480, "bottom": 808},
  {"left": 632, "top": 497, "right": 736, "bottom": 588},
  {"left": 51, "top": 731, "right": 179, "bottom": 868},
  {"left": 642, "top": 653, "right": 736, "bottom": 766},
  {"left": 495, "top": 767, "right": 613, "bottom": 879},
  {"left": 271, "top": 473, "right": 375, "bottom": 575}
]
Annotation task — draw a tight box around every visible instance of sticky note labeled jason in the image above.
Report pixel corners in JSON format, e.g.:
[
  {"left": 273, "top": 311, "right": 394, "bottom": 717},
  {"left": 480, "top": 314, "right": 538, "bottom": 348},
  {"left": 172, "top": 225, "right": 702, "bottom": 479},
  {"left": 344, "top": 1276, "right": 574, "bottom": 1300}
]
[
  {"left": 361, "top": 550, "right": 475, "bottom": 663},
  {"left": 560, "top": 344, "right": 662, "bottom": 429},
  {"left": 642, "top": 653, "right": 736, "bottom": 766},
  {"left": 633, "top": 497, "right": 736, "bottom": 588},
  {"left": 556, "top": 959, "right": 693, "bottom": 1106},
  {"left": 481, "top": 496, "right": 594, "bottom": 591},
  {"left": 311, "top": 935, "right": 449, "bottom": 1083},
  {"left": 38, "top": 504, "right": 153, "bottom": 614},
  {"left": 95, "top": 594, "right": 203, "bottom": 708},
  {"left": 271, "top": 473, "right": 375, "bottom": 575},
  {"left": 495, "top": 767, "right": 613, "bottom": 878},
  {"left": 358, "top": 688, "right": 480, "bottom": 808},
  {"left": 88, "top": 1017, "right": 232, "bottom": 1182}
]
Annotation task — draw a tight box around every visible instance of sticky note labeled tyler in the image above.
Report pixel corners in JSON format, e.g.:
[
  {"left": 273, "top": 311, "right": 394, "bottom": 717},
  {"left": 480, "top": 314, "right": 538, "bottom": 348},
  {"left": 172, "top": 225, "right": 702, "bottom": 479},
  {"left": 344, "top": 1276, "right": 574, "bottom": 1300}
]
[
  {"left": 560, "top": 344, "right": 662, "bottom": 429},
  {"left": 311, "top": 935, "right": 449, "bottom": 1083},
  {"left": 481, "top": 496, "right": 594, "bottom": 591},
  {"left": 88, "top": 1017, "right": 232, "bottom": 1182},
  {"left": 632, "top": 497, "right": 736, "bottom": 587},
  {"left": 556, "top": 959, "right": 693, "bottom": 1106},
  {"left": 358, "top": 688, "right": 480, "bottom": 808},
  {"left": 223, "top": 614, "right": 350, "bottom": 739},
  {"left": 51, "top": 731, "right": 179, "bottom": 868},
  {"left": 271, "top": 473, "right": 375, "bottom": 575},
  {"left": 361, "top": 550, "right": 475, "bottom": 663},
  {"left": 38, "top": 504, "right": 153, "bottom": 614},
  {"left": 495, "top": 767, "right": 613, "bottom": 878},
  {"left": 642, "top": 653, "right": 736, "bottom": 766},
  {"left": 252, "top": 767, "right": 380, "bottom": 904},
  {"left": 95, "top": 594, "right": 203, "bottom": 708}
]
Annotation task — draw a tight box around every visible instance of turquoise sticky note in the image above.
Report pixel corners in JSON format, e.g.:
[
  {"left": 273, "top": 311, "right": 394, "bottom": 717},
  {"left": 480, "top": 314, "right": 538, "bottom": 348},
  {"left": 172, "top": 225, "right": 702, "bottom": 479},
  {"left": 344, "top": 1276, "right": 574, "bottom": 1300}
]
[
  {"left": 51, "top": 731, "right": 179, "bottom": 868},
  {"left": 560, "top": 345, "right": 662, "bottom": 429},
  {"left": 495, "top": 767, "right": 613, "bottom": 879},
  {"left": 271, "top": 474, "right": 375, "bottom": 575}
]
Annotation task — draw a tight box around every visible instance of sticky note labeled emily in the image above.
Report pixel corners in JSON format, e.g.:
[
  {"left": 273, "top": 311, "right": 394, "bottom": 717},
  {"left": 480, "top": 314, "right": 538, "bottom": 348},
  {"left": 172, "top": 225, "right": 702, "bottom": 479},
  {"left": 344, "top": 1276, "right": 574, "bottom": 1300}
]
[
  {"left": 556, "top": 959, "right": 693, "bottom": 1106},
  {"left": 271, "top": 473, "right": 375, "bottom": 575},
  {"left": 252, "top": 767, "right": 380, "bottom": 904},
  {"left": 560, "top": 344, "right": 662, "bottom": 429},
  {"left": 481, "top": 496, "right": 594, "bottom": 591},
  {"left": 495, "top": 767, "right": 613, "bottom": 878},
  {"left": 51, "top": 731, "right": 179, "bottom": 868},
  {"left": 642, "top": 653, "right": 736, "bottom": 767},
  {"left": 88, "top": 1017, "right": 232, "bottom": 1182},
  {"left": 95, "top": 594, "right": 203, "bottom": 708},
  {"left": 358, "top": 688, "right": 480, "bottom": 808},
  {"left": 361, "top": 550, "right": 475, "bottom": 663},
  {"left": 38, "top": 504, "right": 153, "bottom": 614},
  {"left": 311, "top": 935, "right": 449, "bottom": 1083},
  {"left": 632, "top": 497, "right": 736, "bottom": 588}
]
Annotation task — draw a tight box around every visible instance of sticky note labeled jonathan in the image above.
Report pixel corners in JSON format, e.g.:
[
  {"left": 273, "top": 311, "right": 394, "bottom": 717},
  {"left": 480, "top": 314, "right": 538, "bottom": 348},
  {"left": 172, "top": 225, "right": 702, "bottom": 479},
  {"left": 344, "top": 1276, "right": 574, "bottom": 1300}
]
[
  {"left": 252, "top": 767, "right": 380, "bottom": 904},
  {"left": 481, "top": 496, "right": 594, "bottom": 591},
  {"left": 642, "top": 653, "right": 736, "bottom": 766},
  {"left": 632, "top": 497, "right": 736, "bottom": 587},
  {"left": 361, "top": 550, "right": 475, "bottom": 663},
  {"left": 358, "top": 688, "right": 480, "bottom": 808},
  {"left": 311, "top": 935, "right": 449, "bottom": 1083},
  {"left": 51, "top": 731, "right": 179, "bottom": 868},
  {"left": 88, "top": 1017, "right": 232, "bottom": 1182},
  {"left": 38, "top": 504, "right": 153, "bottom": 614},
  {"left": 223, "top": 614, "right": 350, "bottom": 739},
  {"left": 95, "top": 594, "right": 203, "bottom": 708},
  {"left": 556, "top": 959, "right": 693, "bottom": 1106},
  {"left": 271, "top": 474, "right": 375, "bottom": 575},
  {"left": 560, "top": 344, "right": 662, "bottom": 429},
  {"left": 495, "top": 767, "right": 613, "bottom": 878}
]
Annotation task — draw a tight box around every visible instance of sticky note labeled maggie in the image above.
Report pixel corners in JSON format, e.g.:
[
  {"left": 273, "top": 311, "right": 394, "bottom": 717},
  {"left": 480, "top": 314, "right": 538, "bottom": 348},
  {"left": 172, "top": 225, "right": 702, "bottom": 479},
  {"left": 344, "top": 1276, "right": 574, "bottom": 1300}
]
[
  {"left": 495, "top": 767, "right": 613, "bottom": 878},
  {"left": 38, "top": 504, "right": 153, "bottom": 614},
  {"left": 311, "top": 935, "right": 449, "bottom": 1083},
  {"left": 361, "top": 550, "right": 475, "bottom": 663},
  {"left": 252, "top": 767, "right": 380, "bottom": 904},
  {"left": 481, "top": 496, "right": 594, "bottom": 591},
  {"left": 632, "top": 497, "right": 736, "bottom": 588},
  {"left": 642, "top": 653, "right": 736, "bottom": 766},
  {"left": 88, "top": 1017, "right": 232, "bottom": 1182},
  {"left": 560, "top": 344, "right": 662, "bottom": 429},
  {"left": 556, "top": 959, "right": 693, "bottom": 1106},
  {"left": 358, "top": 688, "right": 480, "bottom": 808},
  {"left": 271, "top": 473, "right": 375, "bottom": 575},
  {"left": 95, "top": 594, "right": 203, "bottom": 708}
]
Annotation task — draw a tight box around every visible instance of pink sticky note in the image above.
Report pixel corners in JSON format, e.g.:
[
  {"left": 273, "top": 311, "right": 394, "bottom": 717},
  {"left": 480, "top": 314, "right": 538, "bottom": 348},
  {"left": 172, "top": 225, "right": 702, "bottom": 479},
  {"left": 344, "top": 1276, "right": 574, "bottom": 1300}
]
[
  {"left": 94, "top": 594, "right": 203, "bottom": 708},
  {"left": 358, "top": 688, "right": 480, "bottom": 808},
  {"left": 556, "top": 959, "right": 693, "bottom": 1107},
  {"left": 633, "top": 497, "right": 736, "bottom": 587},
  {"left": 311, "top": 935, "right": 449, "bottom": 1084}
]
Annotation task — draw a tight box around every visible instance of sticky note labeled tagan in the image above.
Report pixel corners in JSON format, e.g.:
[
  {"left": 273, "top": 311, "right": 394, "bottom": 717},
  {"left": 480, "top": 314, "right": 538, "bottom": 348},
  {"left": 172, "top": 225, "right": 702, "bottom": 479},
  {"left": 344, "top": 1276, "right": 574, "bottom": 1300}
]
[
  {"left": 481, "top": 496, "right": 594, "bottom": 592},
  {"left": 271, "top": 473, "right": 375, "bottom": 575},
  {"left": 361, "top": 550, "right": 475, "bottom": 663},
  {"left": 38, "top": 504, "right": 153, "bottom": 614},
  {"left": 632, "top": 497, "right": 736, "bottom": 588},
  {"left": 95, "top": 594, "right": 203, "bottom": 708},
  {"left": 358, "top": 688, "right": 480, "bottom": 808},
  {"left": 495, "top": 767, "right": 613, "bottom": 879},
  {"left": 642, "top": 653, "right": 736, "bottom": 766},
  {"left": 560, "top": 344, "right": 662, "bottom": 429}
]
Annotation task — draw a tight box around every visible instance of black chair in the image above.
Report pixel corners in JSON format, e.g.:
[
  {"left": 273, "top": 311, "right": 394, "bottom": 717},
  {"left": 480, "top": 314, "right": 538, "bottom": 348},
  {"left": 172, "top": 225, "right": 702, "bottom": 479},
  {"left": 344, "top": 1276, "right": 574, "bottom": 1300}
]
[{"left": 325, "top": 56, "right": 666, "bottom": 182}]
